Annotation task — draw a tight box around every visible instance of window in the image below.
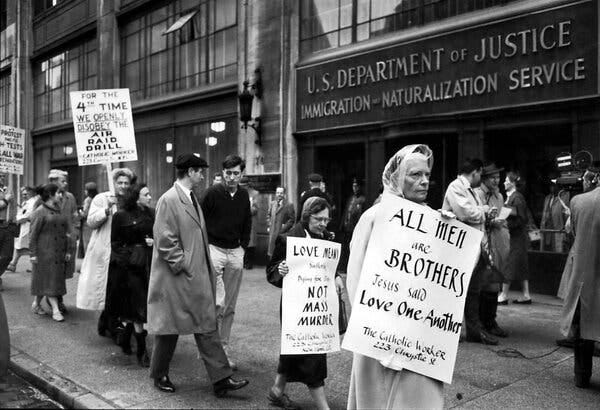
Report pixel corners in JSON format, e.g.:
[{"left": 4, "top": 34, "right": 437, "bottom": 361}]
[
  {"left": 120, "top": 0, "right": 237, "bottom": 102},
  {"left": 300, "top": 0, "right": 516, "bottom": 55},
  {"left": 34, "top": 0, "right": 64, "bottom": 16},
  {"left": 33, "top": 38, "right": 97, "bottom": 125},
  {"left": 0, "top": 70, "right": 10, "bottom": 125}
]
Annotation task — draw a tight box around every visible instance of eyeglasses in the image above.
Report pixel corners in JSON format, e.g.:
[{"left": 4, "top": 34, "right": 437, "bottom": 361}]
[
  {"left": 224, "top": 170, "right": 241, "bottom": 176},
  {"left": 310, "top": 215, "right": 331, "bottom": 224}
]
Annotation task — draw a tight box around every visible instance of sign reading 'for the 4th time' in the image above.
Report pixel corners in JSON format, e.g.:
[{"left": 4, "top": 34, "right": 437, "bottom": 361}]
[{"left": 70, "top": 88, "right": 138, "bottom": 166}]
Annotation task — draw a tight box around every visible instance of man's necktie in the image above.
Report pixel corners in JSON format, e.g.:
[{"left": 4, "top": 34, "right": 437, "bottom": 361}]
[{"left": 190, "top": 192, "right": 200, "bottom": 218}]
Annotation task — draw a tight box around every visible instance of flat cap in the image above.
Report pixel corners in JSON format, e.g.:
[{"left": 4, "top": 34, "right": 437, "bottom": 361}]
[
  {"left": 308, "top": 173, "right": 323, "bottom": 183},
  {"left": 175, "top": 153, "right": 209, "bottom": 169}
]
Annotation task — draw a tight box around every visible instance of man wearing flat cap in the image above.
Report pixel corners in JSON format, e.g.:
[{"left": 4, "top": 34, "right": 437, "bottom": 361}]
[
  {"left": 147, "top": 153, "right": 249, "bottom": 397},
  {"left": 298, "top": 173, "right": 330, "bottom": 220}
]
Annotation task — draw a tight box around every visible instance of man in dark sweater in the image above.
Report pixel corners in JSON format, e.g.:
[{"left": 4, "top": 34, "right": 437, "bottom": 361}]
[{"left": 201, "top": 155, "right": 251, "bottom": 370}]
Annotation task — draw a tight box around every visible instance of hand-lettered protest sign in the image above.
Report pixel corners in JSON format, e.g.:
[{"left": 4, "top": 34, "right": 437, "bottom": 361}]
[
  {"left": 0, "top": 125, "right": 25, "bottom": 175},
  {"left": 282, "top": 237, "right": 341, "bottom": 355},
  {"left": 342, "top": 193, "right": 483, "bottom": 383},
  {"left": 70, "top": 89, "right": 137, "bottom": 166}
]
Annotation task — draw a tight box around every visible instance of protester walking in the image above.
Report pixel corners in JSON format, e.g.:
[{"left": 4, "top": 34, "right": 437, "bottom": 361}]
[
  {"left": 443, "top": 159, "right": 499, "bottom": 345},
  {"left": 147, "top": 154, "right": 249, "bottom": 397},
  {"left": 79, "top": 182, "right": 98, "bottom": 257},
  {"left": 559, "top": 174, "right": 600, "bottom": 388},
  {"left": 76, "top": 168, "right": 135, "bottom": 339},
  {"left": 200, "top": 154, "right": 252, "bottom": 370},
  {"left": 497, "top": 171, "right": 531, "bottom": 305},
  {"left": 267, "top": 187, "right": 295, "bottom": 258},
  {"left": 266, "top": 196, "right": 344, "bottom": 410},
  {"left": 346, "top": 144, "right": 444, "bottom": 409},
  {"left": 6, "top": 186, "right": 37, "bottom": 273},
  {"left": 29, "top": 184, "right": 73, "bottom": 322},
  {"left": 109, "top": 184, "right": 154, "bottom": 367},
  {"left": 475, "top": 163, "right": 510, "bottom": 338}
]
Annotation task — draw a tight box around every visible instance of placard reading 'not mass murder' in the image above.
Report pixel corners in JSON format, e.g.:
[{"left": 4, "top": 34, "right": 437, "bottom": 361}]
[
  {"left": 342, "top": 193, "right": 483, "bottom": 384},
  {"left": 70, "top": 89, "right": 138, "bottom": 166}
]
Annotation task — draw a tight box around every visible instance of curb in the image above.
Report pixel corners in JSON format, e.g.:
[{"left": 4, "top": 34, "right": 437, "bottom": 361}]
[{"left": 9, "top": 346, "right": 117, "bottom": 409}]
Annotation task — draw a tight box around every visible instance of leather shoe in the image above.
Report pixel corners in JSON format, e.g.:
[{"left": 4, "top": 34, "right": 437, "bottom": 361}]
[
  {"left": 486, "top": 322, "right": 508, "bottom": 338},
  {"left": 497, "top": 299, "right": 508, "bottom": 305},
  {"left": 154, "top": 376, "right": 176, "bottom": 393},
  {"left": 466, "top": 330, "right": 498, "bottom": 345},
  {"left": 213, "top": 376, "right": 249, "bottom": 397},
  {"left": 513, "top": 298, "right": 532, "bottom": 305}
]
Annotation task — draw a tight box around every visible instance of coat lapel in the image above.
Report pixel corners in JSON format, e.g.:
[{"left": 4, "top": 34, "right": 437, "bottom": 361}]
[{"left": 173, "top": 183, "right": 202, "bottom": 229}]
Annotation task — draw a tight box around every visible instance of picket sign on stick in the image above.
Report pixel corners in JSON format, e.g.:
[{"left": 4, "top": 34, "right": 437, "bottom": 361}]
[
  {"left": 342, "top": 193, "right": 483, "bottom": 384},
  {"left": 282, "top": 237, "right": 341, "bottom": 355},
  {"left": 69, "top": 88, "right": 137, "bottom": 190}
]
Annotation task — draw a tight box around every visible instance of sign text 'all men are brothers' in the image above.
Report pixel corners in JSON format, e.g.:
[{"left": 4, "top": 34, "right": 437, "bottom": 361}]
[
  {"left": 282, "top": 237, "right": 341, "bottom": 355},
  {"left": 342, "top": 194, "right": 483, "bottom": 384},
  {"left": 70, "top": 89, "right": 137, "bottom": 166},
  {"left": 0, "top": 125, "right": 25, "bottom": 175},
  {"left": 296, "top": 0, "right": 597, "bottom": 132}
]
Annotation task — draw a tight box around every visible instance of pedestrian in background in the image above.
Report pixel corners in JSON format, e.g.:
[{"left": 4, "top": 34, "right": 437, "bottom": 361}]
[
  {"left": 0, "top": 175, "right": 14, "bottom": 291},
  {"left": 298, "top": 173, "right": 329, "bottom": 219},
  {"left": 201, "top": 154, "right": 252, "bottom": 370},
  {"left": 213, "top": 172, "right": 223, "bottom": 186},
  {"left": 76, "top": 168, "right": 135, "bottom": 339},
  {"left": 497, "top": 171, "right": 531, "bottom": 305},
  {"left": 475, "top": 163, "right": 510, "bottom": 338},
  {"left": 147, "top": 154, "right": 248, "bottom": 397},
  {"left": 267, "top": 186, "right": 295, "bottom": 258},
  {"left": 443, "top": 158, "right": 499, "bottom": 345},
  {"left": 541, "top": 181, "right": 570, "bottom": 253},
  {"left": 109, "top": 184, "right": 154, "bottom": 367},
  {"left": 346, "top": 144, "right": 444, "bottom": 409},
  {"left": 267, "top": 197, "right": 344, "bottom": 410},
  {"left": 559, "top": 173, "right": 600, "bottom": 388},
  {"left": 79, "top": 182, "right": 98, "bottom": 257},
  {"left": 30, "top": 183, "right": 72, "bottom": 322},
  {"left": 6, "top": 186, "right": 37, "bottom": 273},
  {"left": 239, "top": 176, "right": 259, "bottom": 269},
  {"left": 339, "top": 178, "right": 365, "bottom": 273}
]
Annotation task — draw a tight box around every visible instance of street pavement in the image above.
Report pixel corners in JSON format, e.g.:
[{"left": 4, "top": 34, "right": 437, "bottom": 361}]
[
  {"left": 0, "top": 370, "right": 62, "bottom": 408},
  {"left": 1, "top": 257, "right": 600, "bottom": 409}
]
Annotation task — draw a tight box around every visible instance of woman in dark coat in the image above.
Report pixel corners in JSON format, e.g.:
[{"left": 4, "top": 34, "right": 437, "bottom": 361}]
[
  {"left": 108, "top": 183, "right": 154, "bottom": 366},
  {"left": 498, "top": 171, "right": 531, "bottom": 304},
  {"left": 30, "top": 184, "right": 72, "bottom": 322},
  {"left": 266, "top": 197, "right": 344, "bottom": 410}
]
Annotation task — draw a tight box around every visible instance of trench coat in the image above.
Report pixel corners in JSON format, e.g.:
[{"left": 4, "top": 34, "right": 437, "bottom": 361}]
[
  {"left": 504, "top": 191, "right": 530, "bottom": 281},
  {"left": 60, "top": 191, "right": 79, "bottom": 279},
  {"left": 76, "top": 192, "right": 116, "bottom": 310},
  {"left": 560, "top": 187, "right": 600, "bottom": 342},
  {"left": 541, "top": 191, "right": 570, "bottom": 253},
  {"left": 147, "top": 183, "right": 217, "bottom": 335},
  {"left": 346, "top": 205, "right": 444, "bottom": 410},
  {"left": 15, "top": 197, "right": 38, "bottom": 250},
  {"left": 30, "top": 203, "right": 71, "bottom": 297},
  {"left": 267, "top": 199, "right": 295, "bottom": 256},
  {"left": 475, "top": 185, "right": 510, "bottom": 277}
]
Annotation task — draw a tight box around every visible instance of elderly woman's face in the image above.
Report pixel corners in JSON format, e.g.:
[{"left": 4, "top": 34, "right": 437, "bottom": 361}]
[
  {"left": 403, "top": 157, "right": 430, "bottom": 204},
  {"left": 115, "top": 176, "right": 131, "bottom": 195},
  {"left": 308, "top": 208, "right": 330, "bottom": 236}
]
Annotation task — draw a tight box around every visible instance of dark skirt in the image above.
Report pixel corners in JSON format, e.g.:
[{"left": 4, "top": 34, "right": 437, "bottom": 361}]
[
  {"left": 505, "top": 228, "right": 530, "bottom": 281},
  {"left": 105, "top": 249, "right": 150, "bottom": 323},
  {"left": 277, "top": 353, "right": 327, "bottom": 388}
]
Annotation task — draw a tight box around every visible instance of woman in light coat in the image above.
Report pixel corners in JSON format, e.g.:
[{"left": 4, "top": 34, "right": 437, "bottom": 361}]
[
  {"left": 76, "top": 168, "right": 135, "bottom": 337},
  {"left": 6, "top": 186, "right": 37, "bottom": 272},
  {"left": 346, "top": 144, "right": 444, "bottom": 409}
]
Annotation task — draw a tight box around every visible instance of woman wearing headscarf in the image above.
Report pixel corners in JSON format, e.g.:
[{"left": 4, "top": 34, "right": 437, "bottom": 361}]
[
  {"left": 266, "top": 196, "right": 345, "bottom": 410},
  {"left": 346, "top": 144, "right": 444, "bottom": 409}
]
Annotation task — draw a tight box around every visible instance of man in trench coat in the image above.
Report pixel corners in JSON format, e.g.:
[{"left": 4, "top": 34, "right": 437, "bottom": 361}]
[
  {"left": 559, "top": 178, "right": 600, "bottom": 388},
  {"left": 147, "top": 154, "right": 249, "bottom": 397}
]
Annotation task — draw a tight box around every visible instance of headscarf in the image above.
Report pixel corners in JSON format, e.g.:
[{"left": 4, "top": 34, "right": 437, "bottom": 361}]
[{"left": 382, "top": 144, "right": 433, "bottom": 197}]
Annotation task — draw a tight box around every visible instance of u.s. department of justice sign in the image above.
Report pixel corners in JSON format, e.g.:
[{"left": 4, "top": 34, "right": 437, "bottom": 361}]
[{"left": 296, "top": 1, "right": 597, "bottom": 133}]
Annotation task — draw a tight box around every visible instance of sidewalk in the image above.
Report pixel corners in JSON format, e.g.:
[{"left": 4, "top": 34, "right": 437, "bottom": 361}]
[{"left": 2, "top": 258, "right": 600, "bottom": 409}]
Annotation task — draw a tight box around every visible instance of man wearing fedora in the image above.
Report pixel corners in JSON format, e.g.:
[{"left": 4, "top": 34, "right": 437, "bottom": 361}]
[
  {"left": 443, "top": 158, "right": 499, "bottom": 345},
  {"left": 147, "top": 154, "right": 249, "bottom": 397},
  {"left": 476, "top": 163, "right": 510, "bottom": 339}
]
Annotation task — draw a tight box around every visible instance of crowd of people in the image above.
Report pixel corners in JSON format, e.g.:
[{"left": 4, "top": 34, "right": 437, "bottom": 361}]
[{"left": 0, "top": 143, "right": 598, "bottom": 408}]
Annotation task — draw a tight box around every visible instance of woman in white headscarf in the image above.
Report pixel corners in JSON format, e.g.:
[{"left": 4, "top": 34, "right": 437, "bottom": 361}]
[{"left": 346, "top": 144, "right": 444, "bottom": 409}]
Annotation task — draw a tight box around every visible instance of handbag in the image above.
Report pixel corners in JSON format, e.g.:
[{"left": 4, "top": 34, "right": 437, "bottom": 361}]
[
  {"left": 338, "top": 292, "right": 348, "bottom": 335},
  {"left": 128, "top": 244, "right": 147, "bottom": 268}
]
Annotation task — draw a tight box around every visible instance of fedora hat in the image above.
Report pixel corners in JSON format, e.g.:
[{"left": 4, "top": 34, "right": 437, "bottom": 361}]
[{"left": 481, "top": 163, "right": 504, "bottom": 177}]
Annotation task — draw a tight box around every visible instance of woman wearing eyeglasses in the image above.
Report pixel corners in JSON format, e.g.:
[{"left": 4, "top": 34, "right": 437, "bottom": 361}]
[{"left": 266, "top": 196, "right": 345, "bottom": 410}]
